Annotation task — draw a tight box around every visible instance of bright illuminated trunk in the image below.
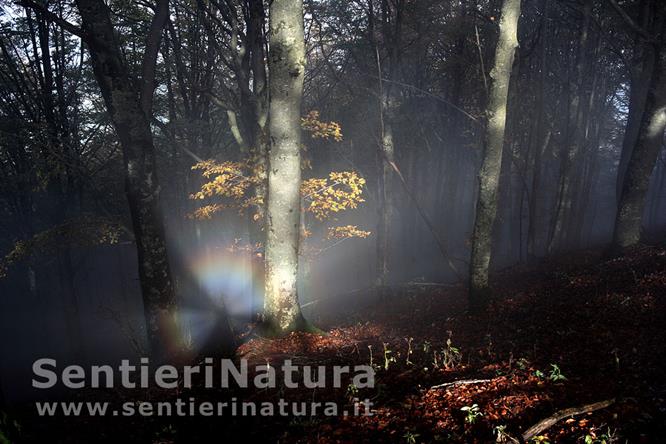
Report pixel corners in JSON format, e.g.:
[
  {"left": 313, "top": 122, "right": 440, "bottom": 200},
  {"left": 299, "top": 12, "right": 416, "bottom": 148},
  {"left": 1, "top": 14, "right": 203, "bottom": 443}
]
[
  {"left": 469, "top": 0, "right": 521, "bottom": 310},
  {"left": 263, "top": 0, "right": 307, "bottom": 333}
]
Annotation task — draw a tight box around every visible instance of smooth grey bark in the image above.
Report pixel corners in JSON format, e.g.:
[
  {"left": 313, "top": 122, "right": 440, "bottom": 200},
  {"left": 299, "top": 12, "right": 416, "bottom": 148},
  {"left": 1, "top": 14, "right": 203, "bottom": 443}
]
[
  {"left": 263, "top": 0, "right": 308, "bottom": 333},
  {"left": 613, "top": 33, "right": 666, "bottom": 249},
  {"left": 469, "top": 0, "right": 521, "bottom": 309},
  {"left": 73, "top": 0, "right": 183, "bottom": 358}
]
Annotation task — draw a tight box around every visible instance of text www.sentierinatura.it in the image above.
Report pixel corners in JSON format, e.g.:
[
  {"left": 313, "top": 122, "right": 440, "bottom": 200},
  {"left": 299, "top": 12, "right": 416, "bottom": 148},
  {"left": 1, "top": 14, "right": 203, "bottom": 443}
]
[{"left": 35, "top": 398, "right": 374, "bottom": 417}]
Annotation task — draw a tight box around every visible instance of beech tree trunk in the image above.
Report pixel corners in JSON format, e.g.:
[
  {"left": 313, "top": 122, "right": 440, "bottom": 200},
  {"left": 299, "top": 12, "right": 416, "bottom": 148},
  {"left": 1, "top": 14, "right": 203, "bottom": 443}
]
[
  {"left": 613, "top": 33, "right": 666, "bottom": 249},
  {"left": 469, "top": 0, "right": 521, "bottom": 309},
  {"left": 615, "top": 0, "right": 658, "bottom": 204},
  {"left": 74, "top": 0, "right": 182, "bottom": 358},
  {"left": 263, "top": 0, "right": 308, "bottom": 333}
]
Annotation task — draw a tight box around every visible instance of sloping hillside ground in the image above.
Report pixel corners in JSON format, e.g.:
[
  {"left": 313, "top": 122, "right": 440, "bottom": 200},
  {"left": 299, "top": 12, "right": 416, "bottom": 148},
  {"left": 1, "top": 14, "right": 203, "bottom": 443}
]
[
  {"left": 12, "top": 245, "right": 666, "bottom": 443},
  {"left": 233, "top": 244, "right": 666, "bottom": 443}
]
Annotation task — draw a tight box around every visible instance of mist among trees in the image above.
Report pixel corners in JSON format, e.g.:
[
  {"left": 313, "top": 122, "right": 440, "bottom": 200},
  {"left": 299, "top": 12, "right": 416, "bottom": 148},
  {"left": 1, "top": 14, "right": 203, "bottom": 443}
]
[{"left": 0, "top": 0, "right": 665, "bottom": 442}]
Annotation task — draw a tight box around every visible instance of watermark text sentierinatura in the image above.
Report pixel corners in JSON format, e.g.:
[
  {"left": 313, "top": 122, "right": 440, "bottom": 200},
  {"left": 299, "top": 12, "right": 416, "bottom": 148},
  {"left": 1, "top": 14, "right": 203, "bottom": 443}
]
[
  {"left": 32, "top": 358, "right": 375, "bottom": 390},
  {"left": 32, "top": 358, "right": 375, "bottom": 417},
  {"left": 35, "top": 397, "right": 374, "bottom": 417}
]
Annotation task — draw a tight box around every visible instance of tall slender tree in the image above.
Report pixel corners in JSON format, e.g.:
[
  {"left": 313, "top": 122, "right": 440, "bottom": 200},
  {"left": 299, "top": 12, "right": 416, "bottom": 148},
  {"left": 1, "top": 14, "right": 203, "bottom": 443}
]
[
  {"left": 614, "top": 0, "right": 658, "bottom": 204},
  {"left": 613, "top": 17, "right": 666, "bottom": 249},
  {"left": 22, "top": 0, "right": 184, "bottom": 358},
  {"left": 373, "top": 0, "right": 403, "bottom": 288},
  {"left": 469, "top": 0, "right": 521, "bottom": 309},
  {"left": 76, "top": 0, "right": 183, "bottom": 358}
]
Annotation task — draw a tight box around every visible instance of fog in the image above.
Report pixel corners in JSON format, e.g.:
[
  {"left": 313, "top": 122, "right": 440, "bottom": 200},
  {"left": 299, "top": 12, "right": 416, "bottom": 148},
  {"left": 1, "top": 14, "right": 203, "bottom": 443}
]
[{"left": 1, "top": 0, "right": 665, "bottom": 408}]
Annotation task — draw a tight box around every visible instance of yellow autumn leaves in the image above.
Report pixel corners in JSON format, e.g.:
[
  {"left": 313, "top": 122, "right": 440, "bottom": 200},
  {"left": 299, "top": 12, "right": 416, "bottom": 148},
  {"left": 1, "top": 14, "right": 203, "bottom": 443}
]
[
  {"left": 188, "top": 159, "right": 261, "bottom": 220},
  {"left": 326, "top": 225, "right": 371, "bottom": 240},
  {"left": 301, "top": 110, "right": 343, "bottom": 142},
  {"left": 189, "top": 164, "right": 366, "bottom": 223},
  {"left": 188, "top": 111, "right": 371, "bottom": 245},
  {"left": 301, "top": 172, "right": 366, "bottom": 221}
]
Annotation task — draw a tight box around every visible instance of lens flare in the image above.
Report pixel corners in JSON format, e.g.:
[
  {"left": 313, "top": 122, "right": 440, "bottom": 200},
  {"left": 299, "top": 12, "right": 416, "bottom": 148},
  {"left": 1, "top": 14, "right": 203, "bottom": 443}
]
[{"left": 186, "top": 247, "right": 259, "bottom": 318}]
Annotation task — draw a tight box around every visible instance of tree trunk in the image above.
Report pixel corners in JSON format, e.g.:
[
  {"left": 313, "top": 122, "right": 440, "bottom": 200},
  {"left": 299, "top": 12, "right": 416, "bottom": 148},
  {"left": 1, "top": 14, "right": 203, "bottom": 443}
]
[
  {"left": 74, "top": 0, "right": 182, "bottom": 359},
  {"left": 648, "top": 154, "right": 666, "bottom": 228},
  {"left": 262, "top": 0, "right": 308, "bottom": 334},
  {"left": 613, "top": 35, "right": 666, "bottom": 249},
  {"left": 376, "top": 116, "right": 395, "bottom": 287},
  {"left": 373, "top": 0, "right": 403, "bottom": 288},
  {"left": 469, "top": 0, "right": 521, "bottom": 309},
  {"left": 615, "top": 0, "right": 658, "bottom": 204},
  {"left": 548, "top": 0, "right": 593, "bottom": 253},
  {"left": 247, "top": 0, "right": 269, "bottom": 319}
]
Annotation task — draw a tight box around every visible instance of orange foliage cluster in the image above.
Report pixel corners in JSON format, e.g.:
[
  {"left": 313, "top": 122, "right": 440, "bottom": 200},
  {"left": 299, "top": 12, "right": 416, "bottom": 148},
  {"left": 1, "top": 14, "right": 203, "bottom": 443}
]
[
  {"left": 189, "top": 111, "right": 370, "bottom": 245},
  {"left": 188, "top": 160, "right": 262, "bottom": 219},
  {"left": 301, "top": 110, "right": 343, "bottom": 142},
  {"left": 301, "top": 171, "right": 366, "bottom": 221},
  {"left": 190, "top": 161, "right": 366, "bottom": 227},
  {"left": 326, "top": 225, "right": 371, "bottom": 240}
]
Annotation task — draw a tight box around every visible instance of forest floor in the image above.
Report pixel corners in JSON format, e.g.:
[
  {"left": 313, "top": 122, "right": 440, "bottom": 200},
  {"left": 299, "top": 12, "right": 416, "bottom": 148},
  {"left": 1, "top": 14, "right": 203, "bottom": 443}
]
[{"left": 11, "top": 244, "right": 666, "bottom": 443}]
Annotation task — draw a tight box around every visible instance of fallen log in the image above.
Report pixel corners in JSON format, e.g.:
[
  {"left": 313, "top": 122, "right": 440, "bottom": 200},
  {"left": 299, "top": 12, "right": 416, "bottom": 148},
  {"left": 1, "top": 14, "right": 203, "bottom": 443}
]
[
  {"left": 429, "top": 378, "right": 491, "bottom": 390},
  {"left": 521, "top": 399, "right": 615, "bottom": 442}
]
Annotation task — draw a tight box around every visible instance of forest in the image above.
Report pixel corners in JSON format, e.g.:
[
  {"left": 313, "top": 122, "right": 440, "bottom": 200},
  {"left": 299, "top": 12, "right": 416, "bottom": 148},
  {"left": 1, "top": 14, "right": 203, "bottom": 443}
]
[{"left": 0, "top": 0, "right": 665, "bottom": 442}]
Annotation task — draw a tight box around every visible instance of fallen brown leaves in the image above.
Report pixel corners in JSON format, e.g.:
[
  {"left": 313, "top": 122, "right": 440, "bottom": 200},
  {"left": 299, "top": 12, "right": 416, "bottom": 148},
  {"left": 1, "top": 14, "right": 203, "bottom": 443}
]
[
  {"left": 14, "top": 245, "right": 666, "bottom": 443},
  {"left": 233, "top": 245, "right": 666, "bottom": 443}
]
